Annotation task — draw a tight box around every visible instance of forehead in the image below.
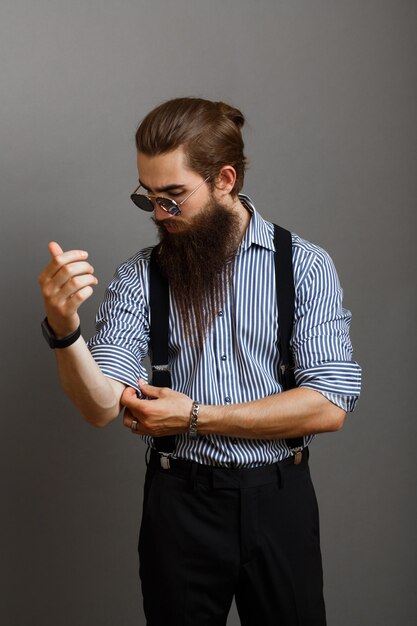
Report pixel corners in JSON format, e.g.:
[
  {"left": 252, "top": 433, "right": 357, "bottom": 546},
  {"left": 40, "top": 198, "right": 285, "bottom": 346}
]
[{"left": 137, "top": 147, "right": 199, "bottom": 188}]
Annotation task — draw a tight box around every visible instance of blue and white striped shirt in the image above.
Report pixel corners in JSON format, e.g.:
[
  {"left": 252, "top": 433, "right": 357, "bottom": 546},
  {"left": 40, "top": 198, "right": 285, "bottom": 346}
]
[{"left": 88, "top": 195, "right": 361, "bottom": 467}]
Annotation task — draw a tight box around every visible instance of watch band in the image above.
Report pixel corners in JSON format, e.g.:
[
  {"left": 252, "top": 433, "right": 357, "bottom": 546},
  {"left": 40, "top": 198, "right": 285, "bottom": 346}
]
[{"left": 41, "top": 317, "right": 81, "bottom": 349}]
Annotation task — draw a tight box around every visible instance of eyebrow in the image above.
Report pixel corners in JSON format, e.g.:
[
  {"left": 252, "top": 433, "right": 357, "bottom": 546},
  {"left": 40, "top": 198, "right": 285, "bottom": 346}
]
[{"left": 138, "top": 179, "right": 186, "bottom": 194}]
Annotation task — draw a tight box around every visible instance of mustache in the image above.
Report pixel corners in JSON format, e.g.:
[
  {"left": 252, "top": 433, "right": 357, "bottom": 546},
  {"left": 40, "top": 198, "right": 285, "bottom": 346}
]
[{"left": 151, "top": 216, "right": 186, "bottom": 228}]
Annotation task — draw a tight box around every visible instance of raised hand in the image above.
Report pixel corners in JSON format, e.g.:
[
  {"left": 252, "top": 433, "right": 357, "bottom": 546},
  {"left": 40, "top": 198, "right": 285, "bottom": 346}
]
[{"left": 38, "top": 241, "right": 98, "bottom": 337}]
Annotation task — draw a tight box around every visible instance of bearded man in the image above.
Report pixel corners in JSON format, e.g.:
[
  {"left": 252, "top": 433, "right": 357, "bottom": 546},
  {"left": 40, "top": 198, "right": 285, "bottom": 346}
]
[{"left": 38, "top": 97, "right": 361, "bottom": 626}]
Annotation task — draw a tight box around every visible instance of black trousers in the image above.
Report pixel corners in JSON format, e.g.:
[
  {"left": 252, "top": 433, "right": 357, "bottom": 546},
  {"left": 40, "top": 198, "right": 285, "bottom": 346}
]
[{"left": 138, "top": 449, "right": 326, "bottom": 626}]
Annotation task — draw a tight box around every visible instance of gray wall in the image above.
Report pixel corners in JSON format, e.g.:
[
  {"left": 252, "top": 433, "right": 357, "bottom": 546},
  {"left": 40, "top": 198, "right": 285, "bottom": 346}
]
[{"left": 1, "top": 1, "right": 416, "bottom": 624}]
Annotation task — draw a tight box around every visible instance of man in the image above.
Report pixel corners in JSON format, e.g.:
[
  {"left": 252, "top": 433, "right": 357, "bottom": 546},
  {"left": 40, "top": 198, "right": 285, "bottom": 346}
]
[{"left": 39, "top": 97, "right": 361, "bottom": 625}]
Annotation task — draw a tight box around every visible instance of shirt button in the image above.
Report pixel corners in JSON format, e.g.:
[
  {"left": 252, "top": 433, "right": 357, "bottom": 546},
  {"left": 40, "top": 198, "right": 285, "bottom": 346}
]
[
  {"left": 231, "top": 438, "right": 238, "bottom": 444},
  {"left": 221, "top": 355, "right": 227, "bottom": 361},
  {"left": 218, "top": 310, "right": 224, "bottom": 317},
  {"left": 225, "top": 396, "right": 231, "bottom": 403}
]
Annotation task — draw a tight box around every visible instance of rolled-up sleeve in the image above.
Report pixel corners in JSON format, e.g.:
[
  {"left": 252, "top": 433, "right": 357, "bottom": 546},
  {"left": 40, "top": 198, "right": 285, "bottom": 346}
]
[
  {"left": 291, "top": 245, "right": 361, "bottom": 412},
  {"left": 87, "top": 251, "right": 151, "bottom": 390}
]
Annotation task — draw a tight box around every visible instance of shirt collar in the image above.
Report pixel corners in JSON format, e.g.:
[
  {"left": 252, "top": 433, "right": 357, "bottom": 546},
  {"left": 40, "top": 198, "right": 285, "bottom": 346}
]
[{"left": 237, "top": 193, "right": 275, "bottom": 253}]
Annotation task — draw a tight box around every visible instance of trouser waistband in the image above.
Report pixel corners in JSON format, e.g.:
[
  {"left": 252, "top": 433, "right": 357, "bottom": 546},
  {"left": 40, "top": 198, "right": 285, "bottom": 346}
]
[{"left": 148, "top": 447, "right": 309, "bottom": 489}]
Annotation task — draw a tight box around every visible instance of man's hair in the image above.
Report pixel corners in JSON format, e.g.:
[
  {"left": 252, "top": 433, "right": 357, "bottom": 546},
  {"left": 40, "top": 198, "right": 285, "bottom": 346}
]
[{"left": 135, "top": 97, "right": 247, "bottom": 195}]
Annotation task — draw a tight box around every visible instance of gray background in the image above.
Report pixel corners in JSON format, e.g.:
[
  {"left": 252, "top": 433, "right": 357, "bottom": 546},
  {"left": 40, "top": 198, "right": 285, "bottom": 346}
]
[{"left": 1, "top": 1, "right": 416, "bottom": 624}]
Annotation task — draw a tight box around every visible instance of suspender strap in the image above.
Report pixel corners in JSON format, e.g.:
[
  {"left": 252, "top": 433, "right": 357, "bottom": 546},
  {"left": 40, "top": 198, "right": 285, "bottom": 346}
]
[
  {"left": 273, "top": 224, "right": 304, "bottom": 451},
  {"left": 149, "top": 246, "right": 176, "bottom": 454}
]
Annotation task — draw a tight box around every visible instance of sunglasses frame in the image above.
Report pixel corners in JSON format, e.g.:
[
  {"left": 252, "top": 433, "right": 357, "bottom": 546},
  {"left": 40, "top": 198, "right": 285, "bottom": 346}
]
[{"left": 131, "top": 176, "right": 210, "bottom": 216}]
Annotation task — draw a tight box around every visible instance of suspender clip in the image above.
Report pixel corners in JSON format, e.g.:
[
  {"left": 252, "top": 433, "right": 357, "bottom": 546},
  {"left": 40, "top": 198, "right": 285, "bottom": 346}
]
[
  {"left": 160, "top": 455, "right": 171, "bottom": 470},
  {"left": 290, "top": 447, "right": 303, "bottom": 465},
  {"left": 152, "top": 364, "right": 170, "bottom": 372}
]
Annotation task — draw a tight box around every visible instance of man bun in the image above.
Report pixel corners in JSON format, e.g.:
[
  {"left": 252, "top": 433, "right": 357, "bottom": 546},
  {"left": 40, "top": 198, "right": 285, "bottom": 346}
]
[{"left": 136, "top": 97, "right": 247, "bottom": 195}]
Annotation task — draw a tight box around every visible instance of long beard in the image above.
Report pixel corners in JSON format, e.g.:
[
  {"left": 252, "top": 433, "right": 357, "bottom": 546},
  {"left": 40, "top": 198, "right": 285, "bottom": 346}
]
[{"left": 153, "top": 199, "right": 241, "bottom": 351}]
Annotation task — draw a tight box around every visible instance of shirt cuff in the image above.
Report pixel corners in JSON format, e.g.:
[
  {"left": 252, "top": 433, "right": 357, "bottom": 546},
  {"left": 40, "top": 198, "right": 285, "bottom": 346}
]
[
  {"left": 295, "top": 360, "right": 361, "bottom": 412},
  {"left": 88, "top": 343, "right": 148, "bottom": 390}
]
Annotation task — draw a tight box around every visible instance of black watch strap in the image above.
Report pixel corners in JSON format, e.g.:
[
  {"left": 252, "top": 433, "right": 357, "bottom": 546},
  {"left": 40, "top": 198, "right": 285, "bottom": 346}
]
[{"left": 41, "top": 317, "right": 81, "bottom": 349}]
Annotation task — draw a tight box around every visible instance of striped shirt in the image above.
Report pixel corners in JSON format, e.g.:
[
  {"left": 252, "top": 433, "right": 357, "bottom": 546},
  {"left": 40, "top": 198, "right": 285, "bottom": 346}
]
[{"left": 88, "top": 195, "right": 361, "bottom": 467}]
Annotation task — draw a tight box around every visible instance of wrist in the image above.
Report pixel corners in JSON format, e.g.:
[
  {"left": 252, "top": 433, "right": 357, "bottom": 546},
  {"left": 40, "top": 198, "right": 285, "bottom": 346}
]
[
  {"left": 188, "top": 400, "right": 200, "bottom": 439},
  {"left": 41, "top": 317, "right": 81, "bottom": 349},
  {"left": 45, "top": 315, "right": 80, "bottom": 339},
  {"left": 194, "top": 404, "right": 226, "bottom": 436}
]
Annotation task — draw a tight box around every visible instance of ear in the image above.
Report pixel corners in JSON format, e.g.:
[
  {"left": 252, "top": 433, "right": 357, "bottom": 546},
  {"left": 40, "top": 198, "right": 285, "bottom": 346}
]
[{"left": 214, "top": 165, "right": 237, "bottom": 197}]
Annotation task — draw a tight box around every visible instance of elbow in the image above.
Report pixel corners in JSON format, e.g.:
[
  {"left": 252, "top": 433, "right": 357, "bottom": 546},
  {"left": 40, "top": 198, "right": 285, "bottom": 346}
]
[
  {"left": 82, "top": 408, "right": 120, "bottom": 428},
  {"left": 308, "top": 389, "right": 347, "bottom": 433},
  {"left": 83, "top": 415, "right": 108, "bottom": 428},
  {"left": 89, "top": 417, "right": 110, "bottom": 429},
  {"left": 76, "top": 393, "right": 122, "bottom": 428},
  {"left": 327, "top": 407, "right": 347, "bottom": 432}
]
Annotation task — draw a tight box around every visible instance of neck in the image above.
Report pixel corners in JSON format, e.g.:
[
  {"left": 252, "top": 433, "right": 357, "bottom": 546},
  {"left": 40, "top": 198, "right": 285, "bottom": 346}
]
[{"left": 230, "top": 195, "right": 252, "bottom": 241}]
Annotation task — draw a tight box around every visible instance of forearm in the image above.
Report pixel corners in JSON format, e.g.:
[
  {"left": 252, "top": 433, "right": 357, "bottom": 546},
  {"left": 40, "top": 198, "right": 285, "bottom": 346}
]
[
  {"left": 198, "top": 387, "right": 346, "bottom": 440},
  {"left": 39, "top": 243, "right": 126, "bottom": 426},
  {"left": 55, "top": 336, "right": 124, "bottom": 427}
]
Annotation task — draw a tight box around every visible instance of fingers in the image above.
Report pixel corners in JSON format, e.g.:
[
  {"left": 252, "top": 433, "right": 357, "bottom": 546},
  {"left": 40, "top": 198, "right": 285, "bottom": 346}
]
[
  {"left": 121, "top": 388, "right": 146, "bottom": 410},
  {"left": 39, "top": 241, "right": 98, "bottom": 336},
  {"left": 41, "top": 261, "right": 97, "bottom": 306},
  {"left": 120, "top": 385, "right": 160, "bottom": 429},
  {"left": 48, "top": 241, "right": 64, "bottom": 258},
  {"left": 40, "top": 243, "right": 90, "bottom": 284},
  {"left": 123, "top": 408, "right": 142, "bottom": 435},
  {"left": 120, "top": 383, "right": 162, "bottom": 410},
  {"left": 121, "top": 386, "right": 137, "bottom": 400},
  {"left": 45, "top": 246, "right": 90, "bottom": 282},
  {"left": 138, "top": 380, "right": 161, "bottom": 399},
  {"left": 121, "top": 386, "right": 191, "bottom": 437},
  {"left": 51, "top": 261, "right": 97, "bottom": 292}
]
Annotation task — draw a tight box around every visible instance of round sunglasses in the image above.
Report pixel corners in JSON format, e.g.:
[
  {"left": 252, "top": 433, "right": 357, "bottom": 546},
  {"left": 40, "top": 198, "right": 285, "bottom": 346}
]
[{"left": 130, "top": 176, "right": 210, "bottom": 216}]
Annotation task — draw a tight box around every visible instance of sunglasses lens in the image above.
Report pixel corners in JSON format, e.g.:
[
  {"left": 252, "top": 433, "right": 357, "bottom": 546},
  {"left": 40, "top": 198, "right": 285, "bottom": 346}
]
[
  {"left": 130, "top": 194, "right": 154, "bottom": 212},
  {"left": 156, "top": 198, "right": 181, "bottom": 216}
]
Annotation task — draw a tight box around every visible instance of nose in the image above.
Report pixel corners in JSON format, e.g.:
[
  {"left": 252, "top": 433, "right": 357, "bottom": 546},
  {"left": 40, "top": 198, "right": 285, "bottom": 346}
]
[{"left": 153, "top": 202, "right": 169, "bottom": 221}]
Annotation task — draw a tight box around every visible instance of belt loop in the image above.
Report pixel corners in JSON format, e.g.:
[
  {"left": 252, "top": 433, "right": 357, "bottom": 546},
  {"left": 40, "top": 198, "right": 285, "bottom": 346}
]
[
  {"left": 145, "top": 445, "right": 151, "bottom": 467},
  {"left": 189, "top": 462, "right": 199, "bottom": 491},
  {"left": 276, "top": 463, "right": 283, "bottom": 489}
]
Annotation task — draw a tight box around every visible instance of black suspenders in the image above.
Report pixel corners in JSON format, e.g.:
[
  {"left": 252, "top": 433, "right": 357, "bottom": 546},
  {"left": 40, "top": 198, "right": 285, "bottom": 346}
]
[
  {"left": 273, "top": 224, "right": 304, "bottom": 454},
  {"left": 149, "top": 245, "right": 176, "bottom": 454},
  {"left": 148, "top": 224, "right": 304, "bottom": 456}
]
